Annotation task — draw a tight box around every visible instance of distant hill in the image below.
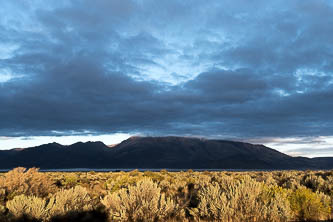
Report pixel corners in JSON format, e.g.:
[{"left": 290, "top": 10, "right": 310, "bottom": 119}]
[{"left": 0, "top": 136, "right": 332, "bottom": 170}]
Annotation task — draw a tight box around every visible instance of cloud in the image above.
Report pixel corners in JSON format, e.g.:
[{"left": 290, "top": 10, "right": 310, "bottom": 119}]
[
  {"left": 0, "top": 0, "right": 333, "bottom": 148},
  {"left": 286, "top": 147, "right": 333, "bottom": 155}
]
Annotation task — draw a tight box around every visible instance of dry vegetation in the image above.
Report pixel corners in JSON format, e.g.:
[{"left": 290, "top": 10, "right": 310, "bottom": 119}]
[{"left": 0, "top": 168, "right": 332, "bottom": 221}]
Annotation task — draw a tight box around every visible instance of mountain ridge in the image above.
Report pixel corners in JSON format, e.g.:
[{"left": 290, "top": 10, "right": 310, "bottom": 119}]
[{"left": 0, "top": 136, "right": 332, "bottom": 170}]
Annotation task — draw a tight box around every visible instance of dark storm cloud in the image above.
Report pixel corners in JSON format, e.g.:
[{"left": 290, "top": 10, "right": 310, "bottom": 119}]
[
  {"left": 1, "top": 0, "right": 333, "bottom": 139},
  {"left": 184, "top": 69, "right": 269, "bottom": 103}
]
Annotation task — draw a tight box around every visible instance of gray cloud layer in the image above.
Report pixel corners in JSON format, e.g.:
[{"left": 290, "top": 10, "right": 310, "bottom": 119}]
[{"left": 1, "top": 0, "right": 333, "bottom": 139}]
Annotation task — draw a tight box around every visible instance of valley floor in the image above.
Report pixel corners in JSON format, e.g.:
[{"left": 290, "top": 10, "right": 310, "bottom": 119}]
[{"left": 0, "top": 168, "right": 333, "bottom": 221}]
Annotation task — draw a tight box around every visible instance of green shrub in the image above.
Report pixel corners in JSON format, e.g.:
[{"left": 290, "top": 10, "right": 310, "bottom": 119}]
[
  {"left": 63, "top": 173, "right": 80, "bottom": 188},
  {"left": 289, "top": 187, "right": 331, "bottom": 221},
  {"left": 106, "top": 174, "right": 142, "bottom": 193}
]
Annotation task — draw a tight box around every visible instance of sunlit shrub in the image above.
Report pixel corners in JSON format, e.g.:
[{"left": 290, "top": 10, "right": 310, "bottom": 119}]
[
  {"left": 0, "top": 204, "right": 5, "bottom": 213},
  {"left": 0, "top": 188, "right": 5, "bottom": 206},
  {"left": 106, "top": 174, "right": 142, "bottom": 193},
  {"left": 260, "top": 173, "right": 278, "bottom": 186},
  {"left": 302, "top": 174, "right": 326, "bottom": 192},
  {"left": 102, "top": 178, "right": 179, "bottom": 221},
  {"left": 143, "top": 171, "right": 165, "bottom": 182},
  {"left": 6, "top": 186, "right": 92, "bottom": 221},
  {"left": 194, "top": 182, "right": 228, "bottom": 220},
  {"left": 280, "top": 177, "right": 302, "bottom": 190},
  {"left": 48, "top": 186, "right": 92, "bottom": 217},
  {"left": 6, "top": 194, "right": 49, "bottom": 220},
  {"left": 289, "top": 187, "right": 331, "bottom": 221},
  {"left": 261, "top": 185, "right": 293, "bottom": 221},
  {"left": 0, "top": 167, "right": 55, "bottom": 200},
  {"left": 0, "top": 204, "right": 6, "bottom": 218},
  {"left": 128, "top": 169, "right": 140, "bottom": 177},
  {"left": 1, "top": 169, "right": 333, "bottom": 221},
  {"left": 195, "top": 176, "right": 292, "bottom": 222},
  {"left": 62, "top": 173, "right": 80, "bottom": 188}
]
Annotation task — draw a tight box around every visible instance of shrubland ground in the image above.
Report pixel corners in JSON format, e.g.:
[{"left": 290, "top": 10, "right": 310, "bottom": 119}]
[{"left": 0, "top": 168, "right": 333, "bottom": 221}]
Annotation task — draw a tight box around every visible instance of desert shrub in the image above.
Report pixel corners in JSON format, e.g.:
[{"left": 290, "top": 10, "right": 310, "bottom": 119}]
[
  {"left": 193, "top": 182, "right": 228, "bottom": 220},
  {"left": 325, "top": 176, "right": 333, "bottom": 193},
  {"left": 128, "top": 169, "right": 140, "bottom": 177},
  {"left": 143, "top": 171, "right": 164, "bottom": 182},
  {"left": 0, "top": 167, "right": 56, "bottom": 200},
  {"left": 160, "top": 169, "right": 169, "bottom": 175},
  {"left": 330, "top": 192, "right": 333, "bottom": 219},
  {"left": 48, "top": 186, "right": 92, "bottom": 217},
  {"left": 0, "top": 204, "right": 6, "bottom": 217},
  {"left": 187, "top": 169, "right": 193, "bottom": 174},
  {"left": 258, "top": 173, "right": 277, "bottom": 186},
  {"left": 195, "top": 176, "right": 263, "bottom": 221},
  {"left": 102, "top": 178, "right": 179, "bottom": 221},
  {"left": 87, "top": 181, "right": 108, "bottom": 201},
  {"left": 280, "top": 177, "right": 302, "bottom": 190},
  {"left": 289, "top": 187, "right": 331, "bottom": 221},
  {"left": 261, "top": 185, "right": 293, "bottom": 221},
  {"left": 6, "top": 186, "right": 92, "bottom": 221},
  {"left": 302, "top": 174, "right": 333, "bottom": 195},
  {"left": 158, "top": 175, "right": 195, "bottom": 213},
  {"left": 159, "top": 176, "right": 187, "bottom": 195},
  {"left": 1, "top": 169, "right": 333, "bottom": 221},
  {"left": 0, "top": 188, "right": 5, "bottom": 206},
  {"left": 106, "top": 174, "right": 143, "bottom": 193},
  {"left": 6, "top": 194, "right": 49, "bottom": 220},
  {"left": 0, "top": 204, "right": 5, "bottom": 213},
  {"left": 302, "top": 174, "right": 326, "bottom": 192},
  {"left": 62, "top": 173, "right": 80, "bottom": 188},
  {"left": 195, "top": 176, "right": 292, "bottom": 222}
]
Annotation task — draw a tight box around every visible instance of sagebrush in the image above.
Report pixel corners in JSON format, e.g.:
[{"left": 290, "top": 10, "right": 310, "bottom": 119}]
[{"left": 0, "top": 168, "right": 332, "bottom": 221}]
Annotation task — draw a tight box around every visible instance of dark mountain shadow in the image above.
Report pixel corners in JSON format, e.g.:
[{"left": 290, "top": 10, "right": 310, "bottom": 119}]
[{"left": 1, "top": 136, "right": 333, "bottom": 170}]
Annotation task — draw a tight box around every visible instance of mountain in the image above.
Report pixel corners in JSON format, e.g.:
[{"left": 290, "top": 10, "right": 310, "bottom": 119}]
[{"left": 0, "top": 136, "right": 332, "bottom": 170}]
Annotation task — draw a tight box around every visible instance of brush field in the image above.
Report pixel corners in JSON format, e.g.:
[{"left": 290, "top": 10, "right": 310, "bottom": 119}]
[{"left": 0, "top": 168, "right": 333, "bottom": 221}]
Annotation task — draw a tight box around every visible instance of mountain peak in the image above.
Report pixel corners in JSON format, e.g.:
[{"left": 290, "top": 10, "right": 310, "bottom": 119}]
[
  {"left": 70, "top": 141, "right": 106, "bottom": 146},
  {"left": 128, "top": 136, "right": 142, "bottom": 140},
  {"left": 0, "top": 136, "right": 332, "bottom": 169}
]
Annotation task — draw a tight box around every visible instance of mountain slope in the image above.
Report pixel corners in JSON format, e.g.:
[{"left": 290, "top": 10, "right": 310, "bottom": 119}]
[
  {"left": 0, "top": 141, "right": 112, "bottom": 169},
  {"left": 0, "top": 136, "right": 332, "bottom": 169},
  {"left": 108, "top": 137, "right": 316, "bottom": 169}
]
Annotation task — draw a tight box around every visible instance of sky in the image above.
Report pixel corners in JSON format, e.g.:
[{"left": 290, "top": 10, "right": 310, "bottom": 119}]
[{"left": 1, "top": 0, "right": 333, "bottom": 157}]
